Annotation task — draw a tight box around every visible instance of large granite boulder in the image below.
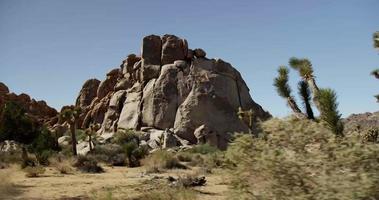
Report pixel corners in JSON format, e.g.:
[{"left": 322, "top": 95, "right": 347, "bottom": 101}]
[
  {"left": 97, "top": 68, "right": 121, "bottom": 99},
  {"left": 141, "top": 64, "right": 179, "bottom": 129},
  {"left": 173, "top": 80, "right": 250, "bottom": 148},
  {"left": 161, "top": 34, "right": 188, "bottom": 65},
  {"left": 75, "top": 79, "right": 100, "bottom": 108},
  {"left": 141, "top": 35, "right": 162, "bottom": 81},
  {"left": 117, "top": 83, "right": 143, "bottom": 130},
  {"left": 100, "top": 90, "right": 127, "bottom": 133}
]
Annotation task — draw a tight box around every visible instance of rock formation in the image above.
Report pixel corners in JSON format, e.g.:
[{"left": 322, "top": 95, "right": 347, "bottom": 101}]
[
  {"left": 0, "top": 82, "right": 58, "bottom": 124},
  {"left": 74, "top": 34, "right": 271, "bottom": 149}
]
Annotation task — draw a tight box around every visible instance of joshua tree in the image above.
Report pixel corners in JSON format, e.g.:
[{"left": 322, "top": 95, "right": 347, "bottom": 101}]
[
  {"left": 372, "top": 32, "right": 379, "bottom": 101},
  {"left": 275, "top": 58, "right": 344, "bottom": 136},
  {"left": 85, "top": 123, "right": 99, "bottom": 151},
  {"left": 289, "top": 57, "right": 321, "bottom": 111},
  {"left": 298, "top": 81, "right": 315, "bottom": 119},
  {"left": 318, "top": 88, "right": 344, "bottom": 137},
  {"left": 237, "top": 107, "right": 254, "bottom": 132},
  {"left": 374, "top": 31, "right": 379, "bottom": 49},
  {"left": 59, "top": 106, "right": 81, "bottom": 156},
  {"left": 274, "top": 66, "right": 307, "bottom": 119}
]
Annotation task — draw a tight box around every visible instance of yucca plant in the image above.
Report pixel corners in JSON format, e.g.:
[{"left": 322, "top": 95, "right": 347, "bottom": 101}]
[
  {"left": 274, "top": 66, "right": 306, "bottom": 119},
  {"left": 298, "top": 81, "right": 314, "bottom": 119},
  {"left": 318, "top": 88, "right": 344, "bottom": 136}
]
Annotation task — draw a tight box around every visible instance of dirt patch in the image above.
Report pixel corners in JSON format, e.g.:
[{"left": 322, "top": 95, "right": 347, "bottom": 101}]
[{"left": 2, "top": 165, "right": 228, "bottom": 200}]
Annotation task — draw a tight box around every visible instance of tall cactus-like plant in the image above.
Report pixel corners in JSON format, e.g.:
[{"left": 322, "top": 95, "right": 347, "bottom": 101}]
[
  {"left": 372, "top": 32, "right": 379, "bottom": 102},
  {"left": 274, "top": 66, "right": 306, "bottom": 119},
  {"left": 374, "top": 31, "right": 379, "bottom": 49},
  {"left": 275, "top": 58, "right": 344, "bottom": 136},
  {"left": 60, "top": 106, "right": 81, "bottom": 156},
  {"left": 289, "top": 57, "right": 321, "bottom": 111},
  {"left": 298, "top": 81, "right": 314, "bottom": 119},
  {"left": 318, "top": 88, "right": 344, "bottom": 137}
]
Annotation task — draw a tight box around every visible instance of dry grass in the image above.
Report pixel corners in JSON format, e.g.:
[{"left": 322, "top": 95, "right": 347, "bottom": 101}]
[
  {"left": 0, "top": 171, "right": 19, "bottom": 199},
  {"left": 132, "top": 186, "right": 198, "bottom": 200},
  {"left": 23, "top": 166, "right": 46, "bottom": 178},
  {"left": 49, "top": 154, "right": 75, "bottom": 174},
  {"left": 142, "top": 150, "right": 186, "bottom": 173}
]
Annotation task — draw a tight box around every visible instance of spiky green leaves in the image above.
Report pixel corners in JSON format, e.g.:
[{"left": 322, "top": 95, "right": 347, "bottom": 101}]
[
  {"left": 371, "top": 69, "right": 379, "bottom": 79},
  {"left": 318, "top": 88, "right": 344, "bottom": 136},
  {"left": 289, "top": 57, "right": 314, "bottom": 79},
  {"left": 374, "top": 32, "right": 379, "bottom": 49},
  {"left": 274, "top": 66, "right": 292, "bottom": 98},
  {"left": 59, "top": 106, "right": 82, "bottom": 123},
  {"left": 298, "top": 81, "right": 314, "bottom": 119}
]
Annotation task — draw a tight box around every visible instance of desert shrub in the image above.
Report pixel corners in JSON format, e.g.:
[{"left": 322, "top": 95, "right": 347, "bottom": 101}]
[
  {"left": 73, "top": 155, "right": 104, "bottom": 173},
  {"left": 0, "top": 150, "right": 22, "bottom": 168},
  {"left": 90, "top": 144, "right": 125, "bottom": 166},
  {"left": 113, "top": 129, "right": 139, "bottom": 145},
  {"left": 0, "top": 101, "right": 39, "bottom": 146},
  {"left": 226, "top": 118, "right": 379, "bottom": 200},
  {"left": 49, "top": 154, "right": 74, "bottom": 174},
  {"left": 362, "top": 128, "right": 379, "bottom": 143},
  {"left": 143, "top": 150, "right": 186, "bottom": 173},
  {"left": 176, "top": 152, "right": 193, "bottom": 162},
  {"left": 75, "top": 129, "right": 86, "bottom": 142},
  {"left": 122, "top": 142, "right": 149, "bottom": 167},
  {"left": 21, "top": 156, "right": 37, "bottom": 169},
  {"left": 23, "top": 166, "right": 45, "bottom": 177},
  {"left": 188, "top": 143, "right": 219, "bottom": 155},
  {"left": 35, "top": 150, "right": 53, "bottom": 166}
]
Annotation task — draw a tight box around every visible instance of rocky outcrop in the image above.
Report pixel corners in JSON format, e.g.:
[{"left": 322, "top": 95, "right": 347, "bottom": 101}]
[
  {"left": 73, "top": 34, "right": 270, "bottom": 149},
  {"left": 343, "top": 111, "right": 379, "bottom": 133},
  {"left": 0, "top": 82, "right": 9, "bottom": 96},
  {"left": 0, "top": 82, "right": 58, "bottom": 124},
  {"left": 75, "top": 79, "right": 100, "bottom": 108}
]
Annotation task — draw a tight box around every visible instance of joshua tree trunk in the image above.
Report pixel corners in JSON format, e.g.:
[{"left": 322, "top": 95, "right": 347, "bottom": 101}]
[
  {"left": 307, "top": 78, "right": 322, "bottom": 112},
  {"left": 21, "top": 146, "right": 28, "bottom": 162},
  {"left": 88, "top": 134, "right": 92, "bottom": 151},
  {"left": 287, "top": 97, "right": 307, "bottom": 119},
  {"left": 70, "top": 121, "right": 77, "bottom": 156}
]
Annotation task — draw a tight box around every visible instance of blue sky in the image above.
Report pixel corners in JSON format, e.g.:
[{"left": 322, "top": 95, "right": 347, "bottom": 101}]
[{"left": 0, "top": 0, "right": 378, "bottom": 117}]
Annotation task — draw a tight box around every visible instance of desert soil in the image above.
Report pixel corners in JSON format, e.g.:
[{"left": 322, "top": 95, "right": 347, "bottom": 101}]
[{"left": 0, "top": 165, "right": 228, "bottom": 200}]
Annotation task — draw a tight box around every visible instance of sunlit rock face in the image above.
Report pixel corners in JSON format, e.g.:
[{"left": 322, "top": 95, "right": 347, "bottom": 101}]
[{"left": 74, "top": 34, "right": 271, "bottom": 149}]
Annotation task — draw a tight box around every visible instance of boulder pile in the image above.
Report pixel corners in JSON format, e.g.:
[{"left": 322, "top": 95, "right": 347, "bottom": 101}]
[
  {"left": 75, "top": 34, "right": 270, "bottom": 149},
  {"left": 0, "top": 82, "right": 58, "bottom": 125}
]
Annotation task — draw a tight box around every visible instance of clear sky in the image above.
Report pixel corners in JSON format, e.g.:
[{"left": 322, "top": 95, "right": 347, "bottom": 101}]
[{"left": 0, "top": 0, "right": 378, "bottom": 117}]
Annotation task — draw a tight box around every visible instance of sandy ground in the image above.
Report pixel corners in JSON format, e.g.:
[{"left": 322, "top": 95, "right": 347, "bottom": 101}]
[{"left": 0, "top": 165, "right": 228, "bottom": 200}]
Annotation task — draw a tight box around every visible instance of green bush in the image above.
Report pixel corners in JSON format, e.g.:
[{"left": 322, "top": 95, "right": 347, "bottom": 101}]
[
  {"left": 122, "top": 142, "right": 149, "bottom": 167},
  {"left": 188, "top": 144, "right": 219, "bottom": 155},
  {"left": 113, "top": 129, "right": 139, "bottom": 145},
  {"left": 0, "top": 101, "right": 39, "bottom": 145},
  {"left": 90, "top": 144, "right": 125, "bottom": 166},
  {"left": 226, "top": 118, "right": 379, "bottom": 200}
]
